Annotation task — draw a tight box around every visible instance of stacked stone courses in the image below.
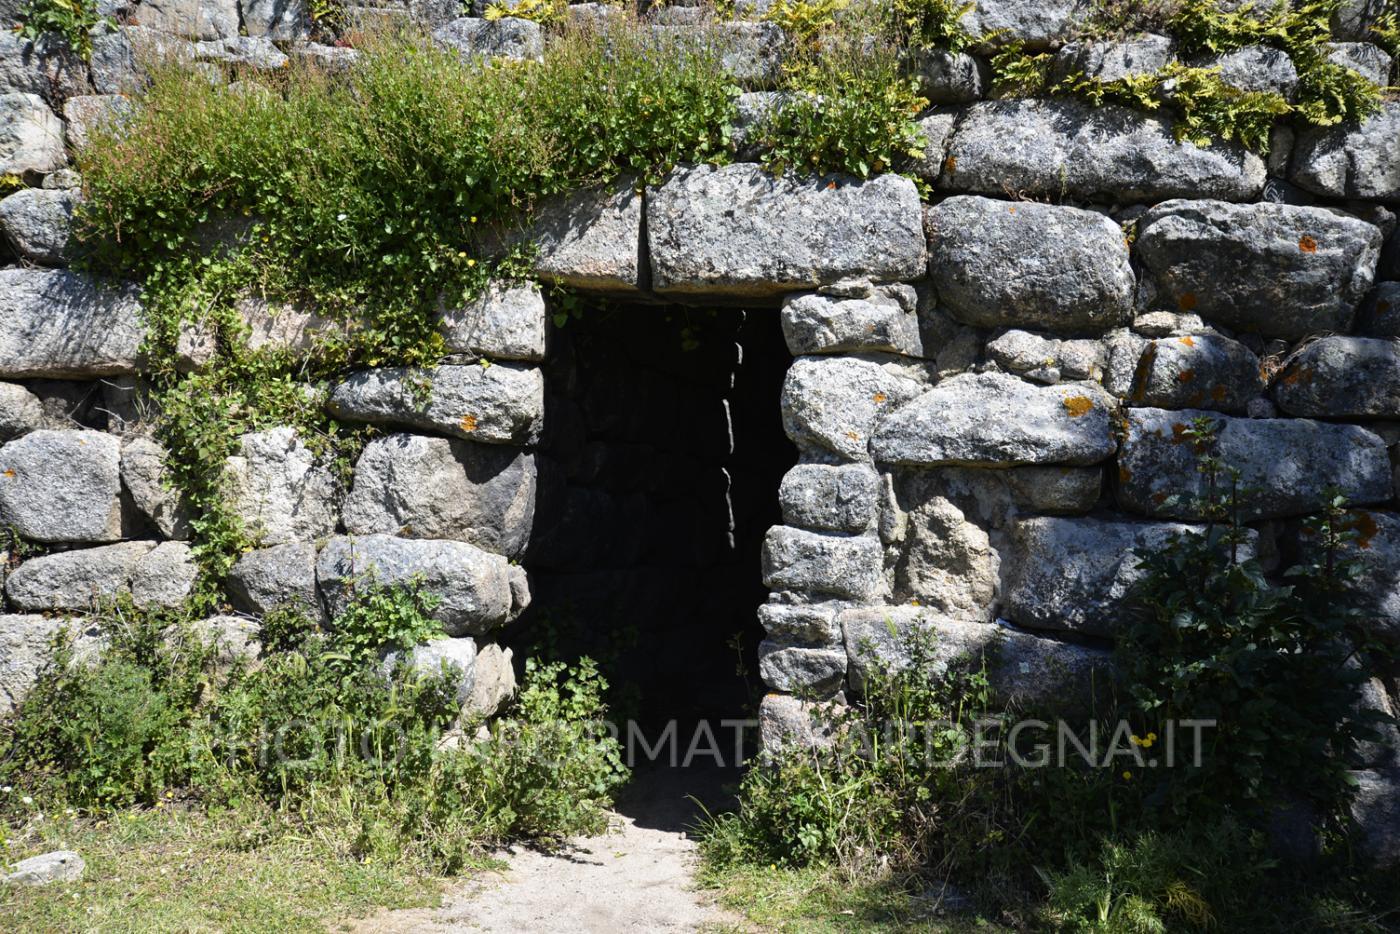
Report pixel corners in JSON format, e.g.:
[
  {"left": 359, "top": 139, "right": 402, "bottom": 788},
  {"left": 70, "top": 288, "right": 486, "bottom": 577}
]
[{"left": 0, "top": 0, "right": 1397, "bottom": 861}]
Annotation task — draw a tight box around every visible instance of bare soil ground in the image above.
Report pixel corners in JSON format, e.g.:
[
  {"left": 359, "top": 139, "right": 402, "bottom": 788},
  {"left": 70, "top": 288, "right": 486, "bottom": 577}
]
[{"left": 344, "top": 766, "right": 743, "bottom": 933}]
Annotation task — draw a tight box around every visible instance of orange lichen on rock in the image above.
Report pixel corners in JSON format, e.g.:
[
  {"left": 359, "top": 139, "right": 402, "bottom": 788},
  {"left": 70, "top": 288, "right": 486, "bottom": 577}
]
[
  {"left": 1179, "top": 335, "right": 1195, "bottom": 347},
  {"left": 1176, "top": 368, "right": 1195, "bottom": 384},
  {"left": 1177, "top": 292, "right": 1197, "bottom": 311},
  {"left": 460, "top": 414, "right": 478, "bottom": 432},
  {"left": 872, "top": 391, "right": 888, "bottom": 404},
  {"left": 1062, "top": 395, "right": 1094, "bottom": 417},
  {"left": 1299, "top": 235, "right": 1318, "bottom": 253}
]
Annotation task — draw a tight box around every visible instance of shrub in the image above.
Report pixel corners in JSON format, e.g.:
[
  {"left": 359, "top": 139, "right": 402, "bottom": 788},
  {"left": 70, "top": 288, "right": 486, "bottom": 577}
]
[
  {"left": 0, "top": 583, "right": 627, "bottom": 868},
  {"left": 15, "top": 0, "right": 109, "bottom": 59}
]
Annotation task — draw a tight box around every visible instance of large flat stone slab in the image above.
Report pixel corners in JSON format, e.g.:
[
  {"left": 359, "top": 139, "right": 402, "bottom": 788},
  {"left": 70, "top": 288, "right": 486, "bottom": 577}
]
[
  {"left": 940, "top": 98, "right": 1265, "bottom": 202},
  {"left": 872, "top": 372, "right": 1117, "bottom": 467},
  {"left": 327, "top": 363, "right": 544, "bottom": 445},
  {"left": 0, "top": 269, "right": 144, "bottom": 378},
  {"left": 648, "top": 164, "right": 926, "bottom": 298},
  {"left": 1117, "top": 408, "right": 1391, "bottom": 520},
  {"left": 1135, "top": 199, "right": 1381, "bottom": 339}
]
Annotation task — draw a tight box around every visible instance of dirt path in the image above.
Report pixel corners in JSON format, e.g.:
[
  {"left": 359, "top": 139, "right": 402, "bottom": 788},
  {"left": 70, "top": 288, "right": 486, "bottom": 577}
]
[{"left": 347, "top": 766, "right": 743, "bottom": 933}]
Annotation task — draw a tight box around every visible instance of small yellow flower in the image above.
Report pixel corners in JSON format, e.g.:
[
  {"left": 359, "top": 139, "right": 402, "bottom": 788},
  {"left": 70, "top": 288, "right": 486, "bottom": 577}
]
[
  {"left": 467, "top": 259, "right": 477, "bottom": 267},
  {"left": 1122, "top": 770, "right": 1132, "bottom": 780}
]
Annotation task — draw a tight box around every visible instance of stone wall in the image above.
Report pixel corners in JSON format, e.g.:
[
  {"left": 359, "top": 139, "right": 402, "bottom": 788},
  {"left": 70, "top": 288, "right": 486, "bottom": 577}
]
[{"left": 0, "top": 0, "right": 1398, "bottom": 861}]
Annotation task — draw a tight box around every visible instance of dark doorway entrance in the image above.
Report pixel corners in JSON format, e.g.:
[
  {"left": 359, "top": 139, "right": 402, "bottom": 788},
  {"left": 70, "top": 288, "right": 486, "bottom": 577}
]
[{"left": 514, "top": 302, "right": 795, "bottom": 745}]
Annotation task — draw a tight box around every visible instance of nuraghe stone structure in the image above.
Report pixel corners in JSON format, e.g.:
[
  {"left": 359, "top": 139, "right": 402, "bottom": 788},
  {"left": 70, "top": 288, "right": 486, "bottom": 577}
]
[{"left": 0, "top": 0, "right": 1398, "bottom": 864}]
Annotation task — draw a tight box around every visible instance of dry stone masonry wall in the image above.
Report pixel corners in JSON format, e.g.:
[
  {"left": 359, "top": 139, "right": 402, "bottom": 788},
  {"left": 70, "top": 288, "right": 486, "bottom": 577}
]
[{"left": 0, "top": 0, "right": 1398, "bottom": 862}]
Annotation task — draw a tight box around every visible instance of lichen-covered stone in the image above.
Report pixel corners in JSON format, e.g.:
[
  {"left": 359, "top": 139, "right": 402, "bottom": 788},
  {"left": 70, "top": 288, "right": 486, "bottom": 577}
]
[
  {"left": 432, "top": 16, "right": 543, "bottom": 60},
  {"left": 225, "top": 427, "right": 340, "bottom": 545},
  {"left": 0, "top": 614, "right": 98, "bottom": 714},
  {"left": 911, "top": 48, "right": 987, "bottom": 102},
  {"left": 985, "top": 330, "right": 1105, "bottom": 384},
  {"left": 958, "top": 0, "right": 1088, "bottom": 47},
  {"left": 4, "top": 541, "right": 188, "bottom": 611},
  {"left": 648, "top": 164, "right": 926, "bottom": 298},
  {"left": 1360, "top": 281, "right": 1400, "bottom": 336},
  {"left": 89, "top": 27, "right": 196, "bottom": 95},
  {"left": 0, "top": 429, "right": 122, "bottom": 543},
  {"left": 1350, "top": 770, "right": 1400, "bottom": 869},
  {"left": 841, "top": 606, "right": 1110, "bottom": 707},
  {"left": 901, "top": 110, "right": 958, "bottom": 182},
  {"left": 192, "top": 36, "right": 289, "bottom": 69},
  {"left": 780, "top": 354, "right": 928, "bottom": 461},
  {"left": 0, "top": 92, "right": 65, "bottom": 178},
  {"left": 1295, "top": 509, "right": 1400, "bottom": 643},
  {"left": 343, "top": 433, "right": 536, "bottom": 556},
  {"left": 466, "top": 642, "right": 515, "bottom": 717},
  {"left": 780, "top": 288, "right": 922, "bottom": 357},
  {"left": 653, "top": 21, "right": 785, "bottom": 88},
  {"left": 120, "top": 437, "right": 192, "bottom": 539},
  {"left": 439, "top": 280, "right": 546, "bottom": 362},
  {"left": 757, "top": 600, "right": 843, "bottom": 643},
  {"left": 134, "top": 0, "right": 239, "bottom": 40},
  {"left": 242, "top": 0, "right": 311, "bottom": 40},
  {"left": 761, "top": 526, "right": 886, "bottom": 601},
  {"left": 327, "top": 363, "right": 544, "bottom": 445},
  {"left": 758, "top": 639, "right": 846, "bottom": 695},
  {"left": 778, "top": 463, "right": 879, "bottom": 533},
  {"left": 1117, "top": 407, "right": 1391, "bottom": 520},
  {"left": 227, "top": 541, "right": 322, "bottom": 619},
  {"left": 872, "top": 372, "right": 1117, "bottom": 468},
  {"left": 892, "top": 494, "right": 996, "bottom": 620},
  {"left": 1193, "top": 45, "right": 1298, "bottom": 97},
  {"left": 2, "top": 850, "right": 85, "bottom": 886},
  {"left": 0, "top": 382, "right": 43, "bottom": 441},
  {"left": 891, "top": 465, "right": 1102, "bottom": 532},
  {"left": 317, "top": 533, "right": 523, "bottom": 636},
  {"left": 941, "top": 98, "right": 1265, "bottom": 202},
  {"left": 0, "top": 269, "right": 144, "bottom": 378},
  {"left": 1128, "top": 334, "right": 1263, "bottom": 414},
  {"left": 496, "top": 177, "right": 640, "bottom": 291},
  {"left": 1274, "top": 337, "right": 1400, "bottom": 418},
  {"left": 0, "top": 34, "right": 88, "bottom": 101},
  {"left": 929, "top": 196, "right": 1134, "bottom": 332},
  {"left": 758, "top": 691, "right": 839, "bottom": 753},
  {"left": 1000, "top": 516, "right": 1253, "bottom": 636},
  {"left": 1052, "top": 34, "right": 1175, "bottom": 82},
  {"left": 1291, "top": 101, "right": 1400, "bottom": 201},
  {"left": 62, "top": 94, "right": 133, "bottom": 152},
  {"left": 131, "top": 541, "right": 199, "bottom": 609},
  {"left": 1325, "top": 41, "right": 1393, "bottom": 85},
  {"left": 0, "top": 186, "right": 76, "bottom": 265},
  {"left": 1135, "top": 199, "right": 1381, "bottom": 340},
  {"left": 383, "top": 636, "right": 476, "bottom": 706}
]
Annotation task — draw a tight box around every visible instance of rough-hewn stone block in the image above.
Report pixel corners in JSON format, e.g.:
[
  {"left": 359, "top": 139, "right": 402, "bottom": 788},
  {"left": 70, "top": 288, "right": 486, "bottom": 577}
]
[
  {"left": 0, "top": 270, "right": 143, "bottom": 378},
  {"left": 872, "top": 373, "right": 1117, "bottom": 467},
  {"left": 1274, "top": 337, "right": 1400, "bottom": 418},
  {"left": 1135, "top": 199, "right": 1381, "bottom": 339},
  {"left": 648, "top": 164, "right": 926, "bottom": 297},
  {"left": 0, "top": 429, "right": 122, "bottom": 543},
  {"left": 761, "top": 526, "right": 886, "bottom": 601},
  {"left": 1117, "top": 408, "right": 1391, "bottom": 520},
  {"left": 940, "top": 99, "right": 1265, "bottom": 202},
  {"left": 928, "top": 196, "right": 1135, "bottom": 332},
  {"left": 328, "top": 363, "right": 544, "bottom": 445}
]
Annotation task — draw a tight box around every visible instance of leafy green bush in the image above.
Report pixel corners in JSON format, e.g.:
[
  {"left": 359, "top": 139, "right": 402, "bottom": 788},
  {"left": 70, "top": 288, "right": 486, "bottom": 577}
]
[
  {"left": 15, "top": 0, "right": 109, "bottom": 59},
  {"left": 1117, "top": 417, "right": 1386, "bottom": 820},
  {"left": 0, "top": 583, "right": 627, "bottom": 868},
  {"left": 758, "top": 35, "right": 927, "bottom": 178}
]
